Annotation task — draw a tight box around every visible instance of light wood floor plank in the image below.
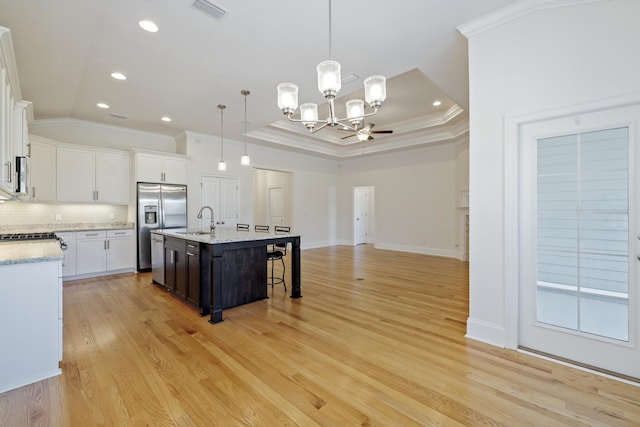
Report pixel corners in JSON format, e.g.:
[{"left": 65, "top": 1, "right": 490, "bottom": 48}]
[{"left": 1, "top": 244, "right": 639, "bottom": 426}]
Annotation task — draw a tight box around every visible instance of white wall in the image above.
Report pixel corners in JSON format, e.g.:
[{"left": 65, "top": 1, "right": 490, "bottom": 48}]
[
  {"left": 29, "top": 118, "right": 176, "bottom": 153},
  {"left": 179, "top": 131, "right": 340, "bottom": 249},
  {"left": 338, "top": 141, "right": 464, "bottom": 258},
  {"left": 464, "top": 0, "right": 640, "bottom": 346},
  {"left": 13, "top": 112, "right": 468, "bottom": 256}
]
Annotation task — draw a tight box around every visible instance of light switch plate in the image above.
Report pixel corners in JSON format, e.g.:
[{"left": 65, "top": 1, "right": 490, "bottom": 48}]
[
  {"left": 55, "top": 213, "right": 62, "bottom": 221},
  {"left": 109, "top": 213, "right": 115, "bottom": 220}
]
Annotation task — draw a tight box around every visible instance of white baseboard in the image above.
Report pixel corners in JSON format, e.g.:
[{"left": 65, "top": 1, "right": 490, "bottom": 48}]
[
  {"left": 373, "top": 242, "right": 458, "bottom": 259},
  {"left": 465, "top": 317, "right": 506, "bottom": 348}
]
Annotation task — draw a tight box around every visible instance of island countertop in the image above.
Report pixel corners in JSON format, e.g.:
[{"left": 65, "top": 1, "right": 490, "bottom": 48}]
[{"left": 151, "top": 228, "right": 300, "bottom": 245}]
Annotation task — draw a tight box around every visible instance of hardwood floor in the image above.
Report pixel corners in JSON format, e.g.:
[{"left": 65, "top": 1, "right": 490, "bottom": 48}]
[{"left": 1, "top": 245, "right": 639, "bottom": 426}]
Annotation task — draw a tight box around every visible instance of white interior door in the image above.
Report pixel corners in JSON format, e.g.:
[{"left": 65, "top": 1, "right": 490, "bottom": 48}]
[
  {"left": 268, "top": 186, "right": 284, "bottom": 228},
  {"left": 200, "top": 176, "right": 220, "bottom": 229},
  {"left": 354, "top": 187, "right": 368, "bottom": 245},
  {"left": 219, "top": 177, "right": 238, "bottom": 228},
  {"left": 518, "top": 105, "right": 639, "bottom": 379},
  {"left": 201, "top": 176, "right": 238, "bottom": 229}
]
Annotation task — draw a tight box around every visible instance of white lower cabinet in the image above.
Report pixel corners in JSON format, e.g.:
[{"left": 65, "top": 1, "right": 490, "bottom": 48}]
[
  {"left": 106, "top": 230, "right": 134, "bottom": 271},
  {"left": 67, "top": 229, "right": 134, "bottom": 278}
]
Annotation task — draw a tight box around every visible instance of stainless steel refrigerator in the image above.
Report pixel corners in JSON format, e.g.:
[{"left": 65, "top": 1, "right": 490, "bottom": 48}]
[{"left": 136, "top": 183, "right": 187, "bottom": 271}]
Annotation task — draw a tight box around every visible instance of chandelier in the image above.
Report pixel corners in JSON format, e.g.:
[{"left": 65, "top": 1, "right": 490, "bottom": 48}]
[{"left": 276, "top": 0, "right": 386, "bottom": 134}]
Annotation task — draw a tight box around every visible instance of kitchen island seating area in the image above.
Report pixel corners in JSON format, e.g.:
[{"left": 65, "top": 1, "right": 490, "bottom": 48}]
[{"left": 150, "top": 227, "right": 301, "bottom": 324}]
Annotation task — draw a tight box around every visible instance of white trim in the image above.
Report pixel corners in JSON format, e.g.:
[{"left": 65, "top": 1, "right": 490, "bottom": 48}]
[
  {"left": 466, "top": 317, "right": 506, "bottom": 347},
  {"left": 373, "top": 242, "right": 457, "bottom": 259},
  {"left": 0, "top": 26, "right": 22, "bottom": 101},
  {"left": 458, "top": 0, "right": 611, "bottom": 38}
]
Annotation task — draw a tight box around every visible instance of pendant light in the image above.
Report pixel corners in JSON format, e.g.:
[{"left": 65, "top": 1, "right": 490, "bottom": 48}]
[
  {"left": 240, "top": 90, "right": 251, "bottom": 166},
  {"left": 217, "top": 104, "right": 227, "bottom": 171}
]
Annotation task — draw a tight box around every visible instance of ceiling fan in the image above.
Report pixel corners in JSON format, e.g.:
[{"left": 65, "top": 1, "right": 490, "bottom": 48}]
[{"left": 339, "top": 123, "right": 393, "bottom": 141}]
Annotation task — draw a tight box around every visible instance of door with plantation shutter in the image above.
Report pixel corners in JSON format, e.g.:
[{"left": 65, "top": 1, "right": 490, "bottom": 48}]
[{"left": 518, "top": 104, "right": 639, "bottom": 379}]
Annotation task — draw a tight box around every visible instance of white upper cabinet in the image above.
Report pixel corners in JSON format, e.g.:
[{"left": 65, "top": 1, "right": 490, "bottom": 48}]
[
  {"left": 135, "top": 151, "right": 186, "bottom": 184},
  {"left": 57, "top": 145, "right": 129, "bottom": 204},
  {"left": 0, "top": 27, "right": 31, "bottom": 199},
  {"left": 28, "top": 137, "right": 57, "bottom": 202}
]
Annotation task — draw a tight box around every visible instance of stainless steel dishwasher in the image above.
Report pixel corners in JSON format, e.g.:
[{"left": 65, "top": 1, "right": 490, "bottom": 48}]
[{"left": 150, "top": 233, "right": 165, "bottom": 285}]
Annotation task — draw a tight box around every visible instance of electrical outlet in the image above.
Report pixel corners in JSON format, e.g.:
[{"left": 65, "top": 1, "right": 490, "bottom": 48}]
[
  {"left": 55, "top": 214, "right": 62, "bottom": 221},
  {"left": 109, "top": 213, "right": 115, "bottom": 220}
]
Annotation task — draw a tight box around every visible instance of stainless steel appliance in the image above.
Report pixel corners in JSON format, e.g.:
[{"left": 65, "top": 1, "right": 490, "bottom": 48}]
[
  {"left": 150, "top": 232, "right": 165, "bottom": 284},
  {"left": 136, "top": 183, "right": 187, "bottom": 271}
]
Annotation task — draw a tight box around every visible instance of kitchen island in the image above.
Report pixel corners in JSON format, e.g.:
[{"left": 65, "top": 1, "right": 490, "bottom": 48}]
[
  {"left": 0, "top": 240, "right": 63, "bottom": 393},
  {"left": 151, "top": 228, "right": 301, "bottom": 323}
]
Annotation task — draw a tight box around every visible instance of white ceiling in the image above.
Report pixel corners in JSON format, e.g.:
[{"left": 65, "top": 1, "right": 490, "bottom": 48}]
[{"left": 0, "top": 0, "right": 515, "bottom": 159}]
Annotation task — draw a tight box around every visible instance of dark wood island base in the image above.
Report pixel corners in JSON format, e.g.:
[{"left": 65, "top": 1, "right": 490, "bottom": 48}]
[{"left": 150, "top": 229, "right": 301, "bottom": 324}]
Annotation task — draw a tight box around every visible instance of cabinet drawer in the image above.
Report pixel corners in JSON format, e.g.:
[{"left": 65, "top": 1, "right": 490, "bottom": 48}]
[
  {"left": 107, "top": 229, "right": 133, "bottom": 238},
  {"left": 77, "top": 230, "right": 106, "bottom": 239}
]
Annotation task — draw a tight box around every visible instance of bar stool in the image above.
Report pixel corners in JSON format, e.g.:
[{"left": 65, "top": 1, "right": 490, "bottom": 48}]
[{"left": 267, "top": 226, "right": 290, "bottom": 291}]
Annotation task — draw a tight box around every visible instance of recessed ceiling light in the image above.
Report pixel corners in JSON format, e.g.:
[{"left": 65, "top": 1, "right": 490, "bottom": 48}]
[
  {"left": 161, "top": 116, "right": 172, "bottom": 122},
  {"left": 97, "top": 103, "right": 110, "bottom": 109},
  {"left": 111, "top": 72, "right": 127, "bottom": 80},
  {"left": 432, "top": 100, "right": 442, "bottom": 107},
  {"left": 138, "top": 20, "right": 159, "bottom": 33}
]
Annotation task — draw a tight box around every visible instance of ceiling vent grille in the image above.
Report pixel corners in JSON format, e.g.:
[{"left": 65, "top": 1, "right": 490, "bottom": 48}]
[
  {"left": 192, "top": 0, "right": 228, "bottom": 19},
  {"left": 110, "top": 113, "right": 128, "bottom": 119}
]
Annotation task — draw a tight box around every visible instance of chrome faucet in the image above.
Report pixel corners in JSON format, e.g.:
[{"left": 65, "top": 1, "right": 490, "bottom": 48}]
[{"left": 197, "top": 206, "right": 215, "bottom": 232}]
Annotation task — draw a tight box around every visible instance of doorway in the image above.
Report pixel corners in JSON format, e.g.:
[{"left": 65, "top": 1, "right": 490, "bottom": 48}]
[
  {"left": 252, "top": 168, "right": 292, "bottom": 229},
  {"left": 354, "top": 186, "right": 374, "bottom": 245},
  {"left": 516, "top": 104, "right": 639, "bottom": 379}
]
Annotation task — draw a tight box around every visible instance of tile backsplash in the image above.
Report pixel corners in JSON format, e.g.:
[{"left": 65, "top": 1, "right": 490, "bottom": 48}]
[{"left": 0, "top": 202, "right": 129, "bottom": 226}]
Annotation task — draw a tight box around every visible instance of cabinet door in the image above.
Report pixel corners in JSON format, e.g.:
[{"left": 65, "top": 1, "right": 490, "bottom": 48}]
[
  {"left": 136, "top": 153, "right": 163, "bottom": 183},
  {"left": 57, "top": 146, "right": 94, "bottom": 202},
  {"left": 28, "top": 139, "right": 56, "bottom": 201},
  {"left": 76, "top": 233, "right": 107, "bottom": 275},
  {"left": 106, "top": 230, "right": 134, "bottom": 271},
  {"left": 0, "top": 71, "right": 14, "bottom": 193},
  {"left": 186, "top": 242, "right": 200, "bottom": 306},
  {"left": 95, "top": 151, "right": 129, "bottom": 204},
  {"left": 161, "top": 157, "right": 186, "bottom": 184}
]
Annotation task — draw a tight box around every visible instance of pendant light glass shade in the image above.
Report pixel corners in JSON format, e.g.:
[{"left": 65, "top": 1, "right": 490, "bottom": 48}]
[
  {"left": 240, "top": 154, "right": 250, "bottom": 166},
  {"left": 300, "top": 103, "right": 318, "bottom": 125},
  {"left": 217, "top": 160, "right": 227, "bottom": 171}
]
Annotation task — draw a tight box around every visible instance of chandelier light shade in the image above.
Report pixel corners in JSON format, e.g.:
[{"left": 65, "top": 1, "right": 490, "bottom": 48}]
[
  {"left": 277, "top": 83, "right": 298, "bottom": 114},
  {"left": 240, "top": 89, "right": 251, "bottom": 166},
  {"left": 317, "top": 60, "right": 341, "bottom": 96},
  {"left": 276, "top": 0, "right": 386, "bottom": 135},
  {"left": 217, "top": 104, "right": 227, "bottom": 172},
  {"left": 364, "top": 75, "right": 387, "bottom": 108}
]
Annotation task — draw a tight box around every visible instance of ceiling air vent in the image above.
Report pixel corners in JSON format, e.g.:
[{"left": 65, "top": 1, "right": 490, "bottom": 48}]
[
  {"left": 110, "top": 113, "right": 128, "bottom": 119},
  {"left": 192, "top": 0, "right": 228, "bottom": 19}
]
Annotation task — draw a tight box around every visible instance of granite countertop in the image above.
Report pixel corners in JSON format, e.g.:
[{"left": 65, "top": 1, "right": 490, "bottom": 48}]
[
  {"left": 152, "top": 228, "right": 300, "bottom": 244},
  {"left": 0, "top": 222, "right": 134, "bottom": 234},
  {"left": 0, "top": 241, "right": 63, "bottom": 265}
]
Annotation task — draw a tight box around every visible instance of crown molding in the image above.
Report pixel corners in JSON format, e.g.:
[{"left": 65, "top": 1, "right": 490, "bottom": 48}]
[{"left": 457, "top": 0, "right": 611, "bottom": 38}]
